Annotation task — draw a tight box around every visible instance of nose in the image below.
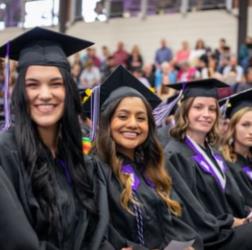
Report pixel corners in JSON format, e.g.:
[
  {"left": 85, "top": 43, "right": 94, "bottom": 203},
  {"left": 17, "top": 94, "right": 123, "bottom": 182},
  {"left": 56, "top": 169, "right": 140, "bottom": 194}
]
[
  {"left": 39, "top": 85, "right": 52, "bottom": 100},
  {"left": 202, "top": 107, "right": 211, "bottom": 117},
  {"left": 127, "top": 116, "right": 138, "bottom": 128}
]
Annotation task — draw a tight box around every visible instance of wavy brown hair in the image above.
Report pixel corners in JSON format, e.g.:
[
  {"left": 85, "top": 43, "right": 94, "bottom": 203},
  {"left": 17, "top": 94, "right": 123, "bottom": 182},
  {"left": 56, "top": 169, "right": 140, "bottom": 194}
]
[
  {"left": 96, "top": 96, "right": 181, "bottom": 216},
  {"left": 170, "top": 97, "right": 220, "bottom": 145},
  {"left": 221, "top": 107, "right": 252, "bottom": 162}
]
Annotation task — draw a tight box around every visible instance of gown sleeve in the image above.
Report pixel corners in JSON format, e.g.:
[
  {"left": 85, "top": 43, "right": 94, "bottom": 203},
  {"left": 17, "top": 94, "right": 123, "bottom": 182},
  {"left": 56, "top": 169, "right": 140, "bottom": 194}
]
[{"left": 0, "top": 166, "right": 59, "bottom": 250}]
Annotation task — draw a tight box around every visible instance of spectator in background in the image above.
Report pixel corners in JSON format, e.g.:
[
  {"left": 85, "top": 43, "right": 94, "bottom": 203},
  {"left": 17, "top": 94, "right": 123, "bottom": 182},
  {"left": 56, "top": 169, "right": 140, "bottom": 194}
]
[
  {"left": 195, "top": 54, "right": 209, "bottom": 79},
  {"left": 155, "top": 39, "right": 173, "bottom": 67},
  {"left": 79, "top": 59, "right": 101, "bottom": 89},
  {"left": 177, "top": 61, "right": 198, "bottom": 82},
  {"left": 239, "top": 36, "right": 252, "bottom": 70},
  {"left": 142, "top": 63, "right": 156, "bottom": 88},
  {"left": 223, "top": 55, "right": 244, "bottom": 84},
  {"left": 126, "top": 45, "right": 143, "bottom": 72},
  {"left": 208, "top": 54, "right": 223, "bottom": 79},
  {"left": 90, "top": 48, "right": 101, "bottom": 68},
  {"left": 100, "top": 45, "right": 111, "bottom": 64},
  {"left": 155, "top": 61, "right": 177, "bottom": 97},
  {"left": 175, "top": 40, "right": 190, "bottom": 65},
  {"left": 132, "top": 68, "right": 151, "bottom": 88},
  {"left": 113, "top": 41, "right": 128, "bottom": 66},
  {"left": 214, "top": 38, "right": 227, "bottom": 65},
  {"left": 101, "top": 55, "right": 117, "bottom": 81},
  {"left": 71, "top": 62, "right": 82, "bottom": 88},
  {"left": 189, "top": 38, "right": 206, "bottom": 66}
]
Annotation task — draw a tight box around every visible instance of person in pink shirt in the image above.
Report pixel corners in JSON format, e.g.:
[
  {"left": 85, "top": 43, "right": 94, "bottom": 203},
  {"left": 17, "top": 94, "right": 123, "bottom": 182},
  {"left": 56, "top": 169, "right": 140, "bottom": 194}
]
[{"left": 113, "top": 41, "right": 129, "bottom": 66}]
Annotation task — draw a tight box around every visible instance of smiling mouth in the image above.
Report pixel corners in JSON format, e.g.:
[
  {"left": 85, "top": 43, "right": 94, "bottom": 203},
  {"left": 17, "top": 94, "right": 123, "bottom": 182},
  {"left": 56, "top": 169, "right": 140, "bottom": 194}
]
[
  {"left": 35, "top": 104, "right": 57, "bottom": 113},
  {"left": 121, "top": 131, "right": 140, "bottom": 138}
]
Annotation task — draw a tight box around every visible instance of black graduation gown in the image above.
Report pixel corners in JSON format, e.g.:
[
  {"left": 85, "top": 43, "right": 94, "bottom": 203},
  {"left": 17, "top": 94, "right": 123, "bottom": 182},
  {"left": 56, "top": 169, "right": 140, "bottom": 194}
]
[
  {"left": 167, "top": 162, "right": 252, "bottom": 249},
  {"left": 99, "top": 156, "right": 203, "bottom": 250},
  {"left": 156, "top": 123, "right": 173, "bottom": 148},
  {"left": 0, "top": 129, "right": 113, "bottom": 250},
  {"left": 164, "top": 137, "right": 248, "bottom": 219},
  {"left": 226, "top": 154, "right": 252, "bottom": 208}
]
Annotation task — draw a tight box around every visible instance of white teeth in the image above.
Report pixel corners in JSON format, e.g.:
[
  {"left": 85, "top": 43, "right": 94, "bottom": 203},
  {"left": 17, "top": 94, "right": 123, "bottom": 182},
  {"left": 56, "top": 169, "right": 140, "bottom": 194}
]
[
  {"left": 36, "top": 104, "right": 54, "bottom": 113},
  {"left": 122, "top": 132, "right": 138, "bottom": 138}
]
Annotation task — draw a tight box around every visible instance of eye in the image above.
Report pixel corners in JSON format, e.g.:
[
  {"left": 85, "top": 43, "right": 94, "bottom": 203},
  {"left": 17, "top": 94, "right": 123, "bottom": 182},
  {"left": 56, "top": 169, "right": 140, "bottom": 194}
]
[
  {"left": 242, "top": 122, "right": 251, "bottom": 127},
  {"left": 25, "top": 82, "right": 38, "bottom": 88},
  {"left": 193, "top": 105, "right": 202, "bottom": 110},
  {"left": 50, "top": 82, "right": 64, "bottom": 87},
  {"left": 117, "top": 114, "right": 128, "bottom": 120},
  {"left": 137, "top": 116, "right": 147, "bottom": 121}
]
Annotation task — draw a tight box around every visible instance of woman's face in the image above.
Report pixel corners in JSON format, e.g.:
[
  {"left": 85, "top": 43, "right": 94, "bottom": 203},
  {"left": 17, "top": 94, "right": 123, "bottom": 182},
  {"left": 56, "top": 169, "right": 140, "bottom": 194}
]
[
  {"left": 235, "top": 111, "right": 252, "bottom": 148},
  {"left": 25, "top": 65, "right": 65, "bottom": 129},
  {"left": 187, "top": 97, "right": 217, "bottom": 136},
  {"left": 110, "top": 97, "right": 149, "bottom": 159}
]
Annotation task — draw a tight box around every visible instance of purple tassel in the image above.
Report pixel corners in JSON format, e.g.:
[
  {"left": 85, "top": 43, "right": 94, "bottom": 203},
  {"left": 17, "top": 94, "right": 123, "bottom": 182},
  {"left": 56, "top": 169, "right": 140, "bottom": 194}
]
[
  {"left": 153, "top": 89, "right": 183, "bottom": 127},
  {"left": 1, "top": 42, "right": 11, "bottom": 132},
  {"left": 90, "top": 85, "right": 101, "bottom": 141}
]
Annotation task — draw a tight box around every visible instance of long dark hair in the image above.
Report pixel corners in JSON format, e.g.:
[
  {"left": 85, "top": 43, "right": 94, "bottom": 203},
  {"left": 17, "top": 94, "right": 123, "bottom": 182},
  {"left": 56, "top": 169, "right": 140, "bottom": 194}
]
[
  {"left": 12, "top": 66, "right": 94, "bottom": 241},
  {"left": 96, "top": 96, "right": 181, "bottom": 216}
]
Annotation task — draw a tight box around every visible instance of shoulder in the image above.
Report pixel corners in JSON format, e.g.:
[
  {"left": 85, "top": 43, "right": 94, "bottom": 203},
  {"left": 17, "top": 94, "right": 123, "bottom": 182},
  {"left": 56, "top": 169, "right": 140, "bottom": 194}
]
[
  {"left": 164, "top": 137, "right": 188, "bottom": 154},
  {"left": 0, "top": 128, "right": 17, "bottom": 151},
  {"left": 84, "top": 155, "right": 112, "bottom": 184}
]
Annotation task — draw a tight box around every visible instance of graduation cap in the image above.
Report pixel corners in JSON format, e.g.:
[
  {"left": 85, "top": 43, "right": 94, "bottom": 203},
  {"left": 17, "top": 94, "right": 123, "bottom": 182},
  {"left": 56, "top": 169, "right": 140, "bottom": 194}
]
[
  {"left": 219, "top": 88, "right": 252, "bottom": 119},
  {"left": 0, "top": 26, "right": 93, "bottom": 132},
  {"left": 0, "top": 26, "right": 94, "bottom": 71},
  {"left": 166, "top": 78, "right": 229, "bottom": 100},
  {"left": 82, "top": 65, "right": 162, "bottom": 140}
]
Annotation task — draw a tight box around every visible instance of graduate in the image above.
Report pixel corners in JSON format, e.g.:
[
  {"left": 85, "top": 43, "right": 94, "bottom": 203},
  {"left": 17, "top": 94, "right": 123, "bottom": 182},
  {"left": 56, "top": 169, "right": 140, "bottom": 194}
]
[
  {"left": 164, "top": 79, "right": 249, "bottom": 222},
  {"left": 85, "top": 66, "right": 203, "bottom": 250},
  {"left": 168, "top": 158, "right": 252, "bottom": 250},
  {"left": 220, "top": 88, "right": 252, "bottom": 207},
  {"left": 0, "top": 27, "right": 114, "bottom": 250}
]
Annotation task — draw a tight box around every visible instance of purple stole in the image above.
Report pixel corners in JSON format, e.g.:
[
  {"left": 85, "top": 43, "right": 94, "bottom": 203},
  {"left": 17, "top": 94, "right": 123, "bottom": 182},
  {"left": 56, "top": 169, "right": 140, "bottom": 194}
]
[
  {"left": 185, "top": 136, "right": 227, "bottom": 191},
  {"left": 242, "top": 166, "right": 252, "bottom": 181}
]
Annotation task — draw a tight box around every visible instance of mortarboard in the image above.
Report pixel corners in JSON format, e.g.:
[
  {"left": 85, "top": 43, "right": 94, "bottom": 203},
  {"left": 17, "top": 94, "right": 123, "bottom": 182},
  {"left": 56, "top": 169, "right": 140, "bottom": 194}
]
[
  {"left": 82, "top": 65, "right": 162, "bottom": 140},
  {"left": 219, "top": 88, "right": 252, "bottom": 119},
  {"left": 0, "top": 26, "right": 93, "bottom": 131},
  {"left": 152, "top": 78, "right": 229, "bottom": 127},
  {"left": 166, "top": 78, "right": 229, "bottom": 100},
  {"left": 0, "top": 26, "right": 94, "bottom": 71}
]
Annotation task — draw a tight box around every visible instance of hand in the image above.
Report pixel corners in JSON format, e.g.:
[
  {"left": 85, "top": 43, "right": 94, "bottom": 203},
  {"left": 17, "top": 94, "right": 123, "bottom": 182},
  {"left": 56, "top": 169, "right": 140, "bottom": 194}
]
[
  {"left": 121, "top": 248, "right": 133, "bottom": 250},
  {"left": 184, "top": 247, "right": 194, "bottom": 250},
  {"left": 232, "top": 217, "right": 247, "bottom": 228}
]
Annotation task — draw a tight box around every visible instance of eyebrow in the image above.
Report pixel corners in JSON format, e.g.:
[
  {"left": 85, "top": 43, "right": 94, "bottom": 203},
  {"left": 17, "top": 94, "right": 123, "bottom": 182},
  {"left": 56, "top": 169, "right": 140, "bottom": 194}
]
[
  {"left": 25, "top": 77, "right": 63, "bottom": 81},
  {"left": 116, "top": 109, "right": 147, "bottom": 114}
]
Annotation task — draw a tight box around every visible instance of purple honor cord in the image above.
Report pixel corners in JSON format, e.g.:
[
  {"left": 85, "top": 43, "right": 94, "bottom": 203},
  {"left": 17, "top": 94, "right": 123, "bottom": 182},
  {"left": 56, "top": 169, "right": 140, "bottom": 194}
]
[
  {"left": 1, "top": 42, "right": 11, "bottom": 132},
  {"left": 90, "top": 85, "right": 101, "bottom": 141}
]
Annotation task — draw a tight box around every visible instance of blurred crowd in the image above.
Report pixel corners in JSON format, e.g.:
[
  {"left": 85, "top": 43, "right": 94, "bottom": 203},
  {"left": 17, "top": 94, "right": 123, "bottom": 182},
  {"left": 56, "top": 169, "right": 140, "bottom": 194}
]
[{"left": 1, "top": 35, "right": 252, "bottom": 109}]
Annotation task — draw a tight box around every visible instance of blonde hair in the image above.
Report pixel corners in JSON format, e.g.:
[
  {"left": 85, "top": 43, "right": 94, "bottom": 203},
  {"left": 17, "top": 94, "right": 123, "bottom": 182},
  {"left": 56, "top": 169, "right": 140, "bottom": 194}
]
[
  {"left": 170, "top": 97, "right": 220, "bottom": 145},
  {"left": 221, "top": 107, "right": 252, "bottom": 162},
  {"left": 96, "top": 97, "right": 181, "bottom": 216}
]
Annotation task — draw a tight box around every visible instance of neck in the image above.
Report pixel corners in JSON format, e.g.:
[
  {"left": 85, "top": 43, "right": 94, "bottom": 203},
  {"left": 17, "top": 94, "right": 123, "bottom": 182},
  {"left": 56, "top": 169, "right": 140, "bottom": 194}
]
[
  {"left": 186, "top": 130, "right": 206, "bottom": 147},
  {"left": 117, "top": 146, "right": 134, "bottom": 161},
  {"left": 234, "top": 141, "right": 251, "bottom": 159},
  {"left": 37, "top": 125, "right": 59, "bottom": 158}
]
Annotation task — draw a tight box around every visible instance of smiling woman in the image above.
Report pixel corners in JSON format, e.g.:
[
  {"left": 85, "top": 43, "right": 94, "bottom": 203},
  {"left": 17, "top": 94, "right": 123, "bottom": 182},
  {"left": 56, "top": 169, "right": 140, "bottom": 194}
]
[
  {"left": 0, "top": 27, "right": 114, "bottom": 250},
  {"left": 88, "top": 66, "right": 203, "bottom": 249}
]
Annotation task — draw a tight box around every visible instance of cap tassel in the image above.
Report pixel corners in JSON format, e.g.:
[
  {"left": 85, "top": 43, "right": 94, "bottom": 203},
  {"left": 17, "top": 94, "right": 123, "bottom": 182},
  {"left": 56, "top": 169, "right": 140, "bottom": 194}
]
[
  {"left": 90, "top": 85, "right": 101, "bottom": 141},
  {"left": 1, "top": 42, "right": 11, "bottom": 132},
  {"left": 153, "top": 89, "right": 183, "bottom": 127},
  {"left": 220, "top": 98, "right": 230, "bottom": 119}
]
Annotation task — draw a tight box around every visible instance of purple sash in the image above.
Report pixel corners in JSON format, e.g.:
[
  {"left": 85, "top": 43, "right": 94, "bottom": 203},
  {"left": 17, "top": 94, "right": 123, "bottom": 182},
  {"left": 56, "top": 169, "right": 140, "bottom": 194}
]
[
  {"left": 242, "top": 166, "right": 252, "bottom": 181},
  {"left": 185, "top": 137, "right": 227, "bottom": 191}
]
